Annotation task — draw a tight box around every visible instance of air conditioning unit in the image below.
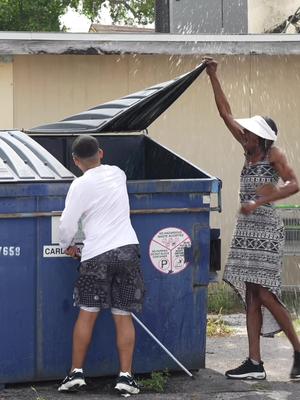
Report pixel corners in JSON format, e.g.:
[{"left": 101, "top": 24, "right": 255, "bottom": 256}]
[{"left": 156, "top": 0, "right": 248, "bottom": 34}]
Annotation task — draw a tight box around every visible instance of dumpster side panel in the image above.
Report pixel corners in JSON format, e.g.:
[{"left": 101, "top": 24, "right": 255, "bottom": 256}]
[
  {"left": 132, "top": 224, "right": 208, "bottom": 370},
  {"left": 0, "top": 212, "right": 36, "bottom": 382},
  {"left": 127, "top": 190, "right": 210, "bottom": 371},
  {"left": 0, "top": 185, "right": 72, "bottom": 383}
]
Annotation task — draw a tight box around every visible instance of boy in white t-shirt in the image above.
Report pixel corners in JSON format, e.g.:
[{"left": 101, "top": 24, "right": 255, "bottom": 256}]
[{"left": 58, "top": 135, "right": 144, "bottom": 395}]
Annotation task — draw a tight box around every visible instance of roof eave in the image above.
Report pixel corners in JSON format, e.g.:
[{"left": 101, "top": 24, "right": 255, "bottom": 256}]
[{"left": 0, "top": 32, "right": 300, "bottom": 56}]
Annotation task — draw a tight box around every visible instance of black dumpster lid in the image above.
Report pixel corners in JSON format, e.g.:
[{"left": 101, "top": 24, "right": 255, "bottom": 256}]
[
  {"left": 27, "top": 63, "right": 206, "bottom": 135},
  {"left": 0, "top": 130, "right": 74, "bottom": 181}
]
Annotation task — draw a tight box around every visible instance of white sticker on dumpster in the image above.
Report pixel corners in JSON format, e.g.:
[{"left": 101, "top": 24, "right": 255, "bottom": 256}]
[
  {"left": 43, "top": 244, "right": 83, "bottom": 258},
  {"left": 43, "top": 245, "right": 68, "bottom": 257},
  {"left": 42, "top": 215, "right": 85, "bottom": 257},
  {"left": 149, "top": 227, "right": 191, "bottom": 274}
]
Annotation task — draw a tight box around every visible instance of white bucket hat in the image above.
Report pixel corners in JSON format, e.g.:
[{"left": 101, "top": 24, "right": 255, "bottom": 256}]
[{"left": 234, "top": 115, "right": 277, "bottom": 141}]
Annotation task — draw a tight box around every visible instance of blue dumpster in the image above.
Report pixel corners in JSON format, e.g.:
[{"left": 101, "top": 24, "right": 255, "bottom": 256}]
[
  {"left": 0, "top": 131, "right": 74, "bottom": 384},
  {"left": 0, "top": 64, "right": 221, "bottom": 384}
]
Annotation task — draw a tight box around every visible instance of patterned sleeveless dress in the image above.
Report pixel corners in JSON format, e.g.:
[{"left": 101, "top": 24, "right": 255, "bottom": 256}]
[{"left": 223, "top": 157, "right": 285, "bottom": 337}]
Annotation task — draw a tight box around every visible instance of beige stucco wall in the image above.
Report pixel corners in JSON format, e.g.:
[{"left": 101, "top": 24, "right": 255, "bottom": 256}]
[
  {"left": 248, "top": 0, "right": 300, "bottom": 33},
  {"left": 0, "top": 57, "right": 13, "bottom": 129},
  {"left": 3, "top": 53, "right": 300, "bottom": 284}
]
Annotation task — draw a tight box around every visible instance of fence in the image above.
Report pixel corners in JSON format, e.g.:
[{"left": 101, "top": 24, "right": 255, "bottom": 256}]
[{"left": 276, "top": 205, "right": 300, "bottom": 256}]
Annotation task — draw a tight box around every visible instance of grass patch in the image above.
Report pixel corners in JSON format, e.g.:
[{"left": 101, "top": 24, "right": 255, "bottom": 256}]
[
  {"left": 138, "top": 370, "right": 169, "bottom": 393},
  {"left": 208, "top": 283, "right": 243, "bottom": 314},
  {"left": 207, "top": 312, "right": 234, "bottom": 337}
]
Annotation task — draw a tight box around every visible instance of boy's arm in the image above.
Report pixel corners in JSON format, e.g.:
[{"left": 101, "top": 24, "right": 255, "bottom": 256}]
[{"left": 59, "top": 181, "right": 85, "bottom": 252}]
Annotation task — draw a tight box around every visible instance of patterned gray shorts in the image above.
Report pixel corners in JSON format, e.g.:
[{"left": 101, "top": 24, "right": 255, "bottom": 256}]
[{"left": 73, "top": 244, "right": 145, "bottom": 313}]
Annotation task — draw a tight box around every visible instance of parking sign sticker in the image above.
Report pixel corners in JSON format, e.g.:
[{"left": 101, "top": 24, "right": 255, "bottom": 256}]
[{"left": 149, "top": 227, "right": 192, "bottom": 274}]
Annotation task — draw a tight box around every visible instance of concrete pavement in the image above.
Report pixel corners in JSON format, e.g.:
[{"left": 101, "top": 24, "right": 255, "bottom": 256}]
[{"left": 1, "top": 327, "right": 299, "bottom": 399}]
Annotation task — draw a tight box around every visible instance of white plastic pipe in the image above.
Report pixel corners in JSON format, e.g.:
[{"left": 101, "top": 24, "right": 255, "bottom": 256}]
[{"left": 131, "top": 313, "right": 194, "bottom": 379}]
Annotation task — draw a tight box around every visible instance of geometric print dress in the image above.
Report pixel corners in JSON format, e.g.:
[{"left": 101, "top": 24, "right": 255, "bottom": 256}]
[{"left": 223, "top": 158, "right": 285, "bottom": 337}]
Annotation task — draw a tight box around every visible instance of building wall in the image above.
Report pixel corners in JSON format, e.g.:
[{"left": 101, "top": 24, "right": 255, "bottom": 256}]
[
  {"left": 5, "top": 53, "right": 300, "bottom": 283},
  {"left": 0, "top": 57, "right": 14, "bottom": 129},
  {"left": 248, "top": 0, "right": 299, "bottom": 33}
]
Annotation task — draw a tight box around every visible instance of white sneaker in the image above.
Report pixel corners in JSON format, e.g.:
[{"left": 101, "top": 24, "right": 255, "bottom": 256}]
[
  {"left": 115, "top": 373, "right": 140, "bottom": 395},
  {"left": 58, "top": 370, "right": 87, "bottom": 392}
]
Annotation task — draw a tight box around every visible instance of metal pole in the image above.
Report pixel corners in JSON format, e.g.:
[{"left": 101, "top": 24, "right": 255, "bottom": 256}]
[{"left": 131, "top": 313, "right": 194, "bottom": 379}]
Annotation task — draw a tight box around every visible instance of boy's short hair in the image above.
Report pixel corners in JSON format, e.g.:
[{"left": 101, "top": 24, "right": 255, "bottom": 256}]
[{"left": 72, "top": 135, "right": 99, "bottom": 159}]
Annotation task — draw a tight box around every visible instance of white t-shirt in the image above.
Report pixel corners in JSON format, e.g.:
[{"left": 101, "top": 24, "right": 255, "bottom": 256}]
[{"left": 59, "top": 164, "right": 139, "bottom": 262}]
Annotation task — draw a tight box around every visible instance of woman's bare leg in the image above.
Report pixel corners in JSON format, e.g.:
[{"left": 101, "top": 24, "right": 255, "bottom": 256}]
[
  {"left": 258, "top": 286, "right": 300, "bottom": 352},
  {"left": 246, "top": 283, "right": 263, "bottom": 361}
]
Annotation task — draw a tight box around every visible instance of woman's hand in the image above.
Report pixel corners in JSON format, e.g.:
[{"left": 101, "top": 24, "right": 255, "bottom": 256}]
[
  {"left": 203, "top": 57, "right": 218, "bottom": 76},
  {"left": 240, "top": 200, "right": 258, "bottom": 215}
]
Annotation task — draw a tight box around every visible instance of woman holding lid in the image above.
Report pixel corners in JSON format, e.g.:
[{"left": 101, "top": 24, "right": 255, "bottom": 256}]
[{"left": 204, "top": 57, "right": 300, "bottom": 381}]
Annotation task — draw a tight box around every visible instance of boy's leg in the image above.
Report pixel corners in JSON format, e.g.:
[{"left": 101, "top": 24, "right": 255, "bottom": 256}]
[
  {"left": 112, "top": 310, "right": 135, "bottom": 374},
  {"left": 58, "top": 308, "right": 99, "bottom": 392},
  {"left": 111, "top": 244, "right": 144, "bottom": 374},
  {"left": 71, "top": 308, "right": 100, "bottom": 370},
  {"left": 111, "top": 244, "right": 144, "bottom": 394},
  {"left": 112, "top": 309, "right": 140, "bottom": 394}
]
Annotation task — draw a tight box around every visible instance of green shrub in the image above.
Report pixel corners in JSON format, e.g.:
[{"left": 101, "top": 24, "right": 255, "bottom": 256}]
[
  {"left": 208, "top": 283, "right": 243, "bottom": 314},
  {"left": 138, "top": 370, "right": 169, "bottom": 393}
]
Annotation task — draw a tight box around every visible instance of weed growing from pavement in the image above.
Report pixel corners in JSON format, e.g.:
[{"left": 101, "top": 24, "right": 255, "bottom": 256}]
[
  {"left": 138, "top": 370, "right": 170, "bottom": 392},
  {"left": 31, "top": 387, "right": 46, "bottom": 400},
  {"left": 207, "top": 311, "right": 234, "bottom": 337}
]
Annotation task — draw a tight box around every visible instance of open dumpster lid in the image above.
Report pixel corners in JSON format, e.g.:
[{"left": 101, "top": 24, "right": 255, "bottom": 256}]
[
  {"left": 27, "top": 63, "right": 206, "bottom": 135},
  {"left": 0, "top": 130, "right": 74, "bottom": 181}
]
